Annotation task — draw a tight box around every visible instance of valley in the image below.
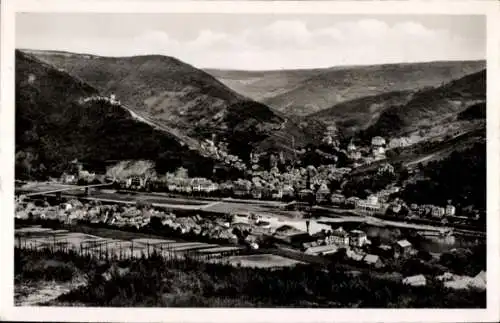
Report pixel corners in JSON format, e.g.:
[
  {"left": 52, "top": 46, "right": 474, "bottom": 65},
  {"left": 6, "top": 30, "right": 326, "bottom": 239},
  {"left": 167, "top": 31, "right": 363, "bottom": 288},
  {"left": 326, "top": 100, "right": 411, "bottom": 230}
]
[{"left": 15, "top": 48, "right": 487, "bottom": 309}]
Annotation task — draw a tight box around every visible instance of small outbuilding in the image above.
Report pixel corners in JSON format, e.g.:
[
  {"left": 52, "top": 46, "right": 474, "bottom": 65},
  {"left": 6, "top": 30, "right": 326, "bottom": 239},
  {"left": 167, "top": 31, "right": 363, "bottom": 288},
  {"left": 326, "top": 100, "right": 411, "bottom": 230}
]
[{"left": 402, "top": 274, "right": 427, "bottom": 287}]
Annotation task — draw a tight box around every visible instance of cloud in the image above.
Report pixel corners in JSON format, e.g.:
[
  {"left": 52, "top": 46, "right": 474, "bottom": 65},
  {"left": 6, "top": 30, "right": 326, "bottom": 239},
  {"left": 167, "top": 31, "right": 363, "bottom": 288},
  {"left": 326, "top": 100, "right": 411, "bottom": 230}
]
[{"left": 19, "top": 18, "right": 484, "bottom": 70}]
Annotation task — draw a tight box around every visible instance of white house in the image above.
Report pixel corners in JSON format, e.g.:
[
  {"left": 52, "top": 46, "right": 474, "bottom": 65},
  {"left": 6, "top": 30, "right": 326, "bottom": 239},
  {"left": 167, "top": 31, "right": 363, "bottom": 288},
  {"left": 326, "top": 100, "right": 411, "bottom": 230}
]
[
  {"left": 445, "top": 205, "right": 456, "bottom": 216},
  {"left": 371, "top": 136, "right": 386, "bottom": 147},
  {"left": 330, "top": 193, "right": 346, "bottom": 205},
  {"left": 432, "top": 206, "right": 446, "bottom": 218},
  {"left": 62, "top": 174, "right": 77, "bottom": 184},
  {"left": 315, "top": 183, "right": 330, "bottom": 202},
  {"left": 356, "top": 195, "right": 383, "bottom": 215},
  {"left": 395, "top": 239, "right": 413, "bottom": 256},
  {"left": 349, "top": 230, "right": 368, "bottom": 247},
  {"left": 367, "top": 195, "right": 379, "bottom": 205},
  {"left": 327, "top": 227, "right": 350, "bottom": 246},
  {"left": 372, "top": 146, "right": 386, "bottom": 159}
]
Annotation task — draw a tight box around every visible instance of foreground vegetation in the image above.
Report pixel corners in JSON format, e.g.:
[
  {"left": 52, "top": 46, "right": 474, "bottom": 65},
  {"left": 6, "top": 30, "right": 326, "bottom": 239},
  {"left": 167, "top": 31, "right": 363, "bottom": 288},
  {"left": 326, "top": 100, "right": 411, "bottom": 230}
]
[{"left": 15, "top": 248, "right": 485, "bottom": 308}]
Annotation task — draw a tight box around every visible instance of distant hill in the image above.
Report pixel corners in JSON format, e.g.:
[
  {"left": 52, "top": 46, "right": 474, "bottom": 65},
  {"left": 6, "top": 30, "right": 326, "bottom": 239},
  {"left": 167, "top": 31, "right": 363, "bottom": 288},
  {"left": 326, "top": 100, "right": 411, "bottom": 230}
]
[
  {"left": 15, "top": 50, "right": 216, "bottom": 178},
  {"left": 22, "top": 49, "right": 311, "bottom": 160},
  {"left": 362, "top": 69, "right": 486, "bottom": 139},
  {"left": 307, "top": 90, "right": 415, "bottom": 136},
  {"left": 204, "top": 68, "right": 323, "bottom": 102},
  {"left": 208, "top": 61, "right": 485, "bottom": 116},
  {"left": 458, "top": 102, "right": 486, "bottom": 121}
]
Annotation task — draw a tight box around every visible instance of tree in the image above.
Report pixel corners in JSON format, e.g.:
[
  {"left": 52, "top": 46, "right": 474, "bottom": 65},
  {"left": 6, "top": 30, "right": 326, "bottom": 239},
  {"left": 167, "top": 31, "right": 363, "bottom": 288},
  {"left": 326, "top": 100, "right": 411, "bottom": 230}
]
[{"left": 15, "top": 150, "right": 36, "bottom": 179}]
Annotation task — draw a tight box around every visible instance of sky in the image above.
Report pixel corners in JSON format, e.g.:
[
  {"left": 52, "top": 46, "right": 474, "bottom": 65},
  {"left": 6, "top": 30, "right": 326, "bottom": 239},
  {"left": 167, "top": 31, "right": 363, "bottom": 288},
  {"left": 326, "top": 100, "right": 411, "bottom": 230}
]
[{"left": 16, "top": 13, "right": 485, "bottom": 70}]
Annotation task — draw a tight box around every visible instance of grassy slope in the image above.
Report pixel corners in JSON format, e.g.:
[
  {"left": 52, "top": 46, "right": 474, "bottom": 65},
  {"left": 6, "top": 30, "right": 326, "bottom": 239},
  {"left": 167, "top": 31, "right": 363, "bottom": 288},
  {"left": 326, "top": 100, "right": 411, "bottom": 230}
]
[
  {"left": 15, "top": 50, "right": 215, "bottom": 177},
  {"left": 255, "top": 60, "right": 485, "bottom": 116}
]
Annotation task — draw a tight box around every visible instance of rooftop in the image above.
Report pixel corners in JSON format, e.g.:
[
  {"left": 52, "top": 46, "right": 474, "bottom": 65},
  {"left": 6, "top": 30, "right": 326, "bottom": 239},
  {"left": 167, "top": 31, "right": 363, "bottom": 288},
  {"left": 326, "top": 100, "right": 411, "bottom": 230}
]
[
  {"left": 305, "top": 244, "right": 339, "bottom": 255},
  {"left": 363, "top": 254, "right": 380, "bottom": 264},
  {"left": 403, "top": 274, "right": 426, "bottom": 285},
  {"left": 350, "top": 230, "right": 367, "bottom": 237},
  {"left": 274, "top": 225, "right": 306, "bottom": 237},
  {"left": 397, "top": 239, "right": 412, "bottom": 248}
]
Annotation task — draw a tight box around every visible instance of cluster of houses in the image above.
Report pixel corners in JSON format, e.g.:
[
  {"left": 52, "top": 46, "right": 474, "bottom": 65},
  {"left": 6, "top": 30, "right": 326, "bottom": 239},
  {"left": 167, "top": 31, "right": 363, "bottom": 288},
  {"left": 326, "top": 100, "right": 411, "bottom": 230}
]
[
  {"left": 303, "top": 227, "right": 369, "bottom": 252},
  {"left": 60, "top": 160, "right": 102, "bottom": 185},
  {"left": 16, "top": 193, "right": 486, "bottom": 288},
  {"left": 15, "top": 198, "right": 120, "bottom": 225},
  {"left": 110, "top": 163, "right": 358, "bottom": 204},
  {"left": 152, "top": 176, "right": 219, "bottom": 195},
  {"left": 228, "top": 164, "right": 356, "bottom": 203},
  {"left": 329, "top": 187, "right": 462, "bottom": 221},
  {"left": 329, "top": 187, "right": 402, "bottom": 216},
  {"left": 20, "top": 198, "right": 142, "bottom": 227},
  {"left": 271, "top": 220, "right": 421, "bottom": 269},
  {"left": 409, "top": 203, "right": 457, "bottom": 218},
  {"left": 158, "top": 213, "right": 239, "bottom": 243},
  {"left": 79, "top": 93, "right": 121, "bottom": 106},
  {"left": 59, "top": 159, "right": 475, "bottom": 225},
  {"left": 15, "top": 197, "right": 244, "bottom": 244},
  {"left": 342, "top": 136, "right": 389, "bottom": 167}
]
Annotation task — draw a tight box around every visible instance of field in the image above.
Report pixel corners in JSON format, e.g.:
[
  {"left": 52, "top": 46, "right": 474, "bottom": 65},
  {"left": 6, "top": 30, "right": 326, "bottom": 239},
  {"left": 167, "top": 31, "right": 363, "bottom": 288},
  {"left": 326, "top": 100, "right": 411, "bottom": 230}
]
[
  {"left": 15, "top": 225, "right": 296, "bottom": 269},
  {"left": 223, "top": 254, "right": 304, "bottom": 268}
]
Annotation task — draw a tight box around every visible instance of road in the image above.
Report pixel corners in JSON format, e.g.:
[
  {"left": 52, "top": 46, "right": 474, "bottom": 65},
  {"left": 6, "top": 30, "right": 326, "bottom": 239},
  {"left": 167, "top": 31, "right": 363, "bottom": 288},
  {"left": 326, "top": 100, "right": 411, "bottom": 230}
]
[
  {"left": 121, "top": 103, "right": 201, "bottom": 150},
  {"left": 82, "top": 96, "right": 202, "bottom": 152}
]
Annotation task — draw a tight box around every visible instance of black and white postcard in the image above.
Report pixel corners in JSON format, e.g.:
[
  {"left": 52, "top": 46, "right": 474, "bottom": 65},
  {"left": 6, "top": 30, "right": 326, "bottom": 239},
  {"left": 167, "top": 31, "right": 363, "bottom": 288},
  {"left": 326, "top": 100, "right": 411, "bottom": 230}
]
[{"left": 1, "top": 0, "right": 499, "bottom": 322}]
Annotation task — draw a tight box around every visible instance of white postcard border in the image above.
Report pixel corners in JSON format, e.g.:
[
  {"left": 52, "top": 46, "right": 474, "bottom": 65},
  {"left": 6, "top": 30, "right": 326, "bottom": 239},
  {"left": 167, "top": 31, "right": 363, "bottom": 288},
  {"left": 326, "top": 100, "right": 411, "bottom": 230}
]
[{"left": 1, "top": 1, "right": 499, "bottom": 322}]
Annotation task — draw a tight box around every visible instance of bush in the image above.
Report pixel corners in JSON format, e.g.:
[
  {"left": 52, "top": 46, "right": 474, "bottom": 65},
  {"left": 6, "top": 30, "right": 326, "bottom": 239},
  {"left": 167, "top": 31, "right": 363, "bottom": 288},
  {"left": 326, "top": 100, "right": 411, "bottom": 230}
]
[{"left": 15, "top": 248, "right": 486, "bottom": 308}]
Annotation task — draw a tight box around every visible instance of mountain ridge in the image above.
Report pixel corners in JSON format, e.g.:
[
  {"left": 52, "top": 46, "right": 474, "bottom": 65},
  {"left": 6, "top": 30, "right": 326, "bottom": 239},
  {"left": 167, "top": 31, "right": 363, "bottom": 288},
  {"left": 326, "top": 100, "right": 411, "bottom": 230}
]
[
  {"left": 361, "top": 69, "right": 486, "bottom": 139},
  {"left": 21, "top": 48, "right": 313, "bottom": 160},
  {"left": 207, "top": 60, "right": 485, "bottom": 116},
  {"left": 15, "top": 50, "right": 218, "bottom": 178}
]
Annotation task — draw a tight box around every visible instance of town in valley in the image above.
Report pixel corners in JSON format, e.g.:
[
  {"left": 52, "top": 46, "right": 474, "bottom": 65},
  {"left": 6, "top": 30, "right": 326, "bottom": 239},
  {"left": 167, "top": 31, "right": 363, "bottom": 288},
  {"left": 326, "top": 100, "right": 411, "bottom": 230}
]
[{"left": 13, "top": 13, "right": 487, "bottom": 308}]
